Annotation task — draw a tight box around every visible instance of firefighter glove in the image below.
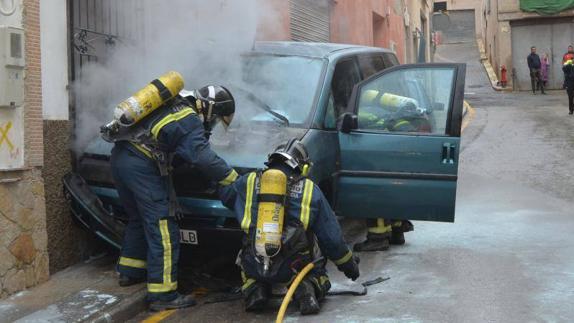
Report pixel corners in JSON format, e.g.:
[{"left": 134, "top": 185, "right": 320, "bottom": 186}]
[{"left": 337, "top": 255, "right": 360, "bottom": 281}]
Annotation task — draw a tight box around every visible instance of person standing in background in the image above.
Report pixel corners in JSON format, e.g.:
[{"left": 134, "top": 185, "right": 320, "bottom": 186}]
[
  {"left": 562, "top": 46, "right": 574, "bottom": 89},
  {"left": 562, "top": 45, "right": 574, "bottom": 63},
  {"left": 541, "top": 53, "right": 550, "bottom": 88},
  {"left": 562, "top": 59, "right": 574, "bottom": 115},
  {"left": 527, "top": 47, "right": 545, "bottom": 94}
]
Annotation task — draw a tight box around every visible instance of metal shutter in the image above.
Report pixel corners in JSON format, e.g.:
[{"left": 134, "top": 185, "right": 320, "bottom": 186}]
[
  {"left": 290, "top": 0, "right": 330, "bottom": 42},
  {"left": 511, "top": 19, "right": 574, "bottom": 90}
]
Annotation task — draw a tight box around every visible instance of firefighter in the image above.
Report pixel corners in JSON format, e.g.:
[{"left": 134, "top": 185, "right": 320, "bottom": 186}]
[
  {"left": 562, "top": 45, "right": 574, "bottom": 64},
  {"left": 355, "top": 90, "right": 418, "bottom": 252},
  {"left": 563, "top": 46, "right": 574, "bottom": 89},
  {"left": 102, "top": 72, "right": 238, "bottom": 311},
  {"left": 563, "top": 59, "right": 574, "bottom": 115},
  {"left": 218, "top": 139, "right": 360, "bottom": 315}
]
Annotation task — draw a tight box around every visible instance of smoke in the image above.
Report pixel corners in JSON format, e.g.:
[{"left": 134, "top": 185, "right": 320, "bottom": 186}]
[{"left": 73, "top": 0, "right": 283, "bottom": 153}]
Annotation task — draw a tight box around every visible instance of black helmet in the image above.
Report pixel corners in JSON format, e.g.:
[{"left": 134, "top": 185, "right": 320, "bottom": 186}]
[
  {"left": 266, "top": 138, "right": 311, "bottom": 175},
  {"left": 194, "top": 85, "right": 235, "bottom": 130}
]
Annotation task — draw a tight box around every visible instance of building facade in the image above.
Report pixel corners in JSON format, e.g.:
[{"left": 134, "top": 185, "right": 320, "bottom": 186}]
[
  {"left": 330, "top": 0, "right": 407, "bottom": 63},
  {"left": 441, "top": 0, "right": 574, "bottom": 90},
  {"left": 331, "top": 0, "right": 433, "bottom": 64},
  {"left": 41, "top": 0, "right": 89, "bottom": 274},
  {"left": 493, "top": 0, "right": 574, "bottom": 90},
  {"left": 404, "top": 0, "right": 433, "bottom": 63},
  {"left": 0, "top": 0, "right": 49, "bottom": 298}
]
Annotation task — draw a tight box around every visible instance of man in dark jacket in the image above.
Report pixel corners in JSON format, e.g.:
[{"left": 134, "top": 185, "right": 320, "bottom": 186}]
[
  {"left": 563, "top": 59, "right": 574, "bottom": 114},
  {"left": 528, "top": 46, "right": 545, "bottom": 94},
  {"left": 218, "top": 139, "right": 360, "bottom": 315}
]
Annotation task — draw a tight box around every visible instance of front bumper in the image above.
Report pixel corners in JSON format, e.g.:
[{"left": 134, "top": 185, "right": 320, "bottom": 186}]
[
  {"left": 63, "top": 173, "right": 125, "bottom": 248},
  {"left": 63, "top": 173, "right": 242, "bottom": 250}
]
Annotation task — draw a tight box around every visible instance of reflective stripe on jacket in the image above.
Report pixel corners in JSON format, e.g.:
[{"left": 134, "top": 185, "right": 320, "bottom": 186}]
[
  {"left": 218, "top": 172, "right": 351, "bottom": 264},
  {"left": 120, "top": 101, "right": 235, "bottom": 184}
]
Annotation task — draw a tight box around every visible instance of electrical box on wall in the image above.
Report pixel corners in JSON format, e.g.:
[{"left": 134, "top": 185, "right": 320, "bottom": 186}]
[{"left": 0, "top": 26, "right": 25, "bottom": 108}]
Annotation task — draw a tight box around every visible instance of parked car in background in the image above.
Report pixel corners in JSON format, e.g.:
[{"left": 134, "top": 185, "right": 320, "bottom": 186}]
[{"left": 63, "top": 41, "right": 465, "bottom": 250}]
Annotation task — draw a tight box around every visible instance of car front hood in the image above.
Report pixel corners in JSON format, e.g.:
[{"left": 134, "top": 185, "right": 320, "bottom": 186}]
[
  {"left": 83, "top": 126, "right": 307, "bottom": 170},
  {"left": 208, "top": 126, "right": 307, "bottom": 170}
]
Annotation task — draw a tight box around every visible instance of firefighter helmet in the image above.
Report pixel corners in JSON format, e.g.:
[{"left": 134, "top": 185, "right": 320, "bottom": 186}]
[
  {"left": 267, "top": 138, "right": 311, "bottom": 175},
  {"left": 193, "top": 85, "right": 235, "bottom": 130}
]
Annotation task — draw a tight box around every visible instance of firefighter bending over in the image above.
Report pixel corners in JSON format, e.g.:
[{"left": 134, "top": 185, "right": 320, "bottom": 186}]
[
  {"left": 218, "top": 139, "right": 360, "bottom": 315},
  {"left": 102, "top": 72, "right": 238, "bottom": 311}
]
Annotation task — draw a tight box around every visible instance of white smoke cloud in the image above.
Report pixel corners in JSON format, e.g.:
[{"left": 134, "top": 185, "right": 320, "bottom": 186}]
[{"left": 73, "top": 0, "right": 280, "bottom": 153}]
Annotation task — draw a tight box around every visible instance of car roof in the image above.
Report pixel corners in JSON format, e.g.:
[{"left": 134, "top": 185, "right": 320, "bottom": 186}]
[{"left": 252, "top": 41, "right": 394, "bottom": 59}]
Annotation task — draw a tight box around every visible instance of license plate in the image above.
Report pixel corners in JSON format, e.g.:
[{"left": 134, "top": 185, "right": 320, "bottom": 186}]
[{"left": 180, "top": 229, "right": 198, "bottom": 245}]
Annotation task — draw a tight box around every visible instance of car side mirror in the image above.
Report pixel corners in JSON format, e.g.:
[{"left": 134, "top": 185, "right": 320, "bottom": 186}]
[
  {"left": 432, "top": 102, "right": 445, "bottom": 111},
  {"left": 337, "top": 113, "right": 358, "bottom": 133}
]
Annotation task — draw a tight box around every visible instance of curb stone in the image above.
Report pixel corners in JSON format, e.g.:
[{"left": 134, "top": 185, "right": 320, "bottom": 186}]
[{"left": 90, "top": 287, "right": 147, "bottom": 323}]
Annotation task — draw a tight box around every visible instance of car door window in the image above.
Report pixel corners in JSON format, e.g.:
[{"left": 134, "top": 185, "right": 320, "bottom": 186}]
[
  {"left": 330, "top": 58, "right": 362, "bottom": 118},
  {"left": 358, "top": 55, "right": 386, "bottom": 79},
  {"left": 356, "top": 66, "right": 456, "bottom": 135}
]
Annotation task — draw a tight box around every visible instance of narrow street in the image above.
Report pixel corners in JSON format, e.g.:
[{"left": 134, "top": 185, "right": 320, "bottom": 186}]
[
  {"left": 2, "top": 1, "right": 574, "bottom": 322},
  {"left": 126, "top": 36, "right": 574, "bottom": 322}
]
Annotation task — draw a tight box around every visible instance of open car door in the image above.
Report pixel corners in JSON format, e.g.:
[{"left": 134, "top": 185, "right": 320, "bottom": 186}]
[{"left": 335, "top": 63, "right": 466, "bottom": 222}]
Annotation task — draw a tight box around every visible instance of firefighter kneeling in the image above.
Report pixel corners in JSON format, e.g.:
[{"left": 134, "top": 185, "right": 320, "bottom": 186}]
[{"left": 219, "top": 139, "right": 360, "bottom": 315}]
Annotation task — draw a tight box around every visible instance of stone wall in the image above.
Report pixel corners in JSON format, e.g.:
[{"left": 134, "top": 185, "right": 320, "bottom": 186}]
[{"left": 0, "top": 169, "right": 48, "bottom": 298}]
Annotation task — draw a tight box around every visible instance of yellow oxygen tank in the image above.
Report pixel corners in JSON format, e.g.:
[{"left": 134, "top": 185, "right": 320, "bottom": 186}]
[
  {"left": 114, "top": 71, "right": 184, "bottom": 127},
  {"left": 379, "top": 92, "right": 419, "bottom": 111},
  {"left": 255, "top": 169, "right": 287, "bottom": 271}
]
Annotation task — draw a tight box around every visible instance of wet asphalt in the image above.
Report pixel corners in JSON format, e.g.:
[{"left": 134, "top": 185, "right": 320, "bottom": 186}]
[{"left": 131, "top": 41, "right": 574, "bottom": 323}]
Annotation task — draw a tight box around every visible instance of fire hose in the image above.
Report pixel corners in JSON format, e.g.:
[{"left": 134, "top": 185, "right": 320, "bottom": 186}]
[
  {"left": 275, "top": 262, "right": 315, "bottom": 323},
  {"left": 275, "top": 258, "right": 389, "bottom": 323}
]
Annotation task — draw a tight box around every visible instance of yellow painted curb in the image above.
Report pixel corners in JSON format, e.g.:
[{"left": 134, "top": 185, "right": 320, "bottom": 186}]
[
  {"left": 139, "top": 288, "right": 209, "bottom": 323},
  {"left": 462, "top": 100, "right": 475, "bottom": 133},
  {"left": 483, "top": 60, "right": 499, "bottom": 85},
  {"left": 141, "top": 309, "right": 176, "bottom": 323}
]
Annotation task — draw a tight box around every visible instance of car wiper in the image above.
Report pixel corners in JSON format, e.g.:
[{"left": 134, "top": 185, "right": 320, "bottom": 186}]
[{"left": 235, "top": 87, "right": 290, "bottom": 126}]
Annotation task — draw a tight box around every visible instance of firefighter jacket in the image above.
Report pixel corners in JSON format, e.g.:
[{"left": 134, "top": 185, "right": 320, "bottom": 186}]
[
  {"left": 118, "top": 97, "right": 237, "bottom": 185},
  {"left": 563, "top": 62, "right": 574, "bottom": 90},
  {"left": 218, "top": 172, "right": 353, "bottom": 268}
]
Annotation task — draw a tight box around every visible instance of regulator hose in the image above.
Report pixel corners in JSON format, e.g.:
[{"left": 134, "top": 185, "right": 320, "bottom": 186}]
[{"left": 275, "top": 262, "right": 315, "bottom": 323}]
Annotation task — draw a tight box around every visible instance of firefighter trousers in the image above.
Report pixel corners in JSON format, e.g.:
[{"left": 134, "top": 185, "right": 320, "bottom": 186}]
[
  {"left": 240, "top": 266, "right": 331, "bottom": 302},
  {"left": 111, "top": 145, "right": 180, "bottom": 302},
  {"left": 366, "top": 219, "right": 403, "bottom": 237}
]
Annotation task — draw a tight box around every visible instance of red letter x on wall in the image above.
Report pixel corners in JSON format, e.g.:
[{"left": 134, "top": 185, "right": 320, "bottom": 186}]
[{"left": 0, "top": 122, "right": 14, "bottom": 151}]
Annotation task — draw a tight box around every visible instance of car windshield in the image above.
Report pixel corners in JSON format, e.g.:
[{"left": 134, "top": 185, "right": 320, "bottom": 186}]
[{"left": 230, "top": 54, "right": 324, "bottom": 126}]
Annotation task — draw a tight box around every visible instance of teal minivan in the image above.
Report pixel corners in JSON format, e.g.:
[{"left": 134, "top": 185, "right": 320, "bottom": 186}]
[{"left": 63, "top": 41, "right": 465, "bottom": 249}]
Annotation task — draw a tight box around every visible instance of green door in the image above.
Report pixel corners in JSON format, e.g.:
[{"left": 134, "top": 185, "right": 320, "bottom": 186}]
[{"left": 335, "top": 64, "right": 466, "bottom": 222}]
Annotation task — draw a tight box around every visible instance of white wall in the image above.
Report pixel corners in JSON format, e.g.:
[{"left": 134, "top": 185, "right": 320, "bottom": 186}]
[
  {"left": 0, "top": 0, "right": 22, "bottom": 26},
  {"left": 0, "top": 0, "right": 24, "bottom": 169},
  {"left": 40, "top": 0, "right": 69, "bottom": 120}
]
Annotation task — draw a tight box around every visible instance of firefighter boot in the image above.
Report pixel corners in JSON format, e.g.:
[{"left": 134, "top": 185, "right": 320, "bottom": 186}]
[
  {"left": 149, "top": 293, "right": 197, "bottom": 312},
  {"left": 294, "top": 279, "right": 320, "bottom": 315},
  {"left": 353, "top": 232, "right": 390, "bottom": 252},
  {"left": 118, "top": 274, "right": 145, "bottom": 287},
  {"left": 244, "top": 283, "right": 269, "bottom": 312},
  {"left": 390, "top": 220, "right": 414, "bottom": 245}
]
